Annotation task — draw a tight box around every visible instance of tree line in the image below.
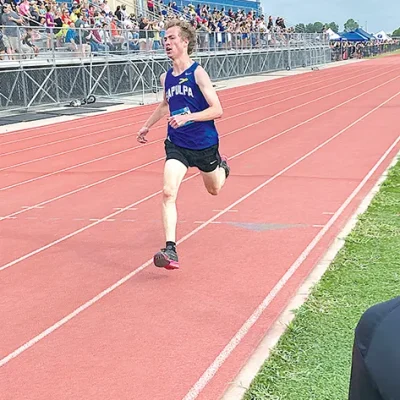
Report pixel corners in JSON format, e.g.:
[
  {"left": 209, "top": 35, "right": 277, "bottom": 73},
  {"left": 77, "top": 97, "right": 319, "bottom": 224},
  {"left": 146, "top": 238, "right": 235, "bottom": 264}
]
[
  {"left": 392, "top": 28, "right": 400, "bottom": 36},
  {"left": 295, "top": 19, "right": 360, "bottom": 34}
]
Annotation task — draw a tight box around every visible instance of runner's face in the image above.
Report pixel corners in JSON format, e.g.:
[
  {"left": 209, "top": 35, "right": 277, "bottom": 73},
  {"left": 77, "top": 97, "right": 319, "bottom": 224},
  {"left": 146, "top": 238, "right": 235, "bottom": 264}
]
[{"left": 164, "top": 26, "right": 188, "bottom": 59}]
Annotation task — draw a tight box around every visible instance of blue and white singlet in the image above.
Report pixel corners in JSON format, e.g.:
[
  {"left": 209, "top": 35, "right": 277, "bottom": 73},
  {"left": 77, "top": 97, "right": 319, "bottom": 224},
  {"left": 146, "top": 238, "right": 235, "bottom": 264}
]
[{"left": 164, "top": 61, "right": 219, "bottom": 150}]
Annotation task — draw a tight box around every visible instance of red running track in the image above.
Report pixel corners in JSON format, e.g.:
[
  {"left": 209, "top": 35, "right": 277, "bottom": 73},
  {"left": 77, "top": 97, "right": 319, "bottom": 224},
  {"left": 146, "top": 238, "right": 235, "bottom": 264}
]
[{"left": 1, "top": 56, "right": 400, "bottom": 400}]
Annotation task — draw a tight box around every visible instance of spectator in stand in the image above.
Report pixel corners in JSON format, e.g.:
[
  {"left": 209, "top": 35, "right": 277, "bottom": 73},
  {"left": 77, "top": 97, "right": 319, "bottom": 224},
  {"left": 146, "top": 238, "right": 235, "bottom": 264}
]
[
  {"left": 21, "top": 27, "right": 38, "bottom": 57},
  {"left": 109, "top": 14, "right": 124, "bottom": 46},
  {"left": 38, "top": 2, "right": 46, "bottom": 20},
  {"left": 267, "top": 15, "right": 273, "bottom": 30},
  {"left": 89, "top": 20, "right": 107, "bottom": 52},
  {"left": 123, "top": 24, "right": 140, "bottom": 52},
  {"left": 120, "top": 5, "right": 128, "bottom": 21},
  {"left": 61, "top": 8, "right": 71, "bottom": 25},
  {"left": 275, "top": 16, "right": 285, "bottom": 30},
  {"left": 115, "top": 5, "right": 122, "bottom": 21},
  {"left": 99, "top": 20, "right": 115, "bottom": 52},
  {"left": 0, "top": 29, "right": 6, "bottom": 60},
  {"left": 197, "top": 19, "right": 208, "bottom": 50},
  {"left": 87, "top": 4, "right": 95, "bottom": 23},
  {"left": 152, "top": 20, "right": 161, "bottom": 50},
  {"left": 53, "top": 9, "right": 63, "bottom": 47},
  {"left": 64, "top": 21, "right": 78, "bottom": 51},
  {"left": 2, "top": 3, "right": 24, "bottom": 59},
  {"left": 28, "top": 2, "right": 41, "bottom": 27},
  {"left": 0, "top": 0, "right": 298, "bottom": 59},
  {"left": 18, "top": 0, "right": 32, "bottom": 22},
  {"left": 102, "top": 1, "right": 111, "bottom": 15}
]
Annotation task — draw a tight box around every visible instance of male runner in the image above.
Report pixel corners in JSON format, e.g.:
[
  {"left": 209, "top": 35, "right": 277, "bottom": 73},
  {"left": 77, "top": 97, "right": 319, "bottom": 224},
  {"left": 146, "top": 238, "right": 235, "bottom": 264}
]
[{"left": 137, "top": 19, "right": 230, "bottom": 270}]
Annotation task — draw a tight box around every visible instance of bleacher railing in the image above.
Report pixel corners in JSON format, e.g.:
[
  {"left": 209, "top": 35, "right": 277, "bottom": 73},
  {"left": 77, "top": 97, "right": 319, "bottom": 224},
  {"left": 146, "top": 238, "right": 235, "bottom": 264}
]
[
  {"left": 0, "top": 25, "right": 328, "bottom": 62},
  {"left": 0, "top": 25, "right": 332, "bottom": 113}
]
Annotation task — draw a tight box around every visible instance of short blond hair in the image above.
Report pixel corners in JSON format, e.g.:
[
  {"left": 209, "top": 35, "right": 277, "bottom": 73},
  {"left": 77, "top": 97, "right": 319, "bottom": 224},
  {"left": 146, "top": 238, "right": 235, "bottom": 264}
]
[{"left": 165, "top": 19, "right": 196, "bottom": 55}]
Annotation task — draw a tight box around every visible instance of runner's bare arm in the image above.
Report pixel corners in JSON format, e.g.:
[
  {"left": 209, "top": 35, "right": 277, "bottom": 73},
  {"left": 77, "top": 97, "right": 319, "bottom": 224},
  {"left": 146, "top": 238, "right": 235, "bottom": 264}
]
[{"left": 137, "top": 73, "right": 169, "bottom": 142}]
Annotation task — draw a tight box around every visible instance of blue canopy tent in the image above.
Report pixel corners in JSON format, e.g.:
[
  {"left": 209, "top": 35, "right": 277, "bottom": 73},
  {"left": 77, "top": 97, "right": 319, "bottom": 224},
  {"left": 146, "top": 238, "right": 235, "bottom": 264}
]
[
  {"left": 330, "top": 36, "right": 347, "bottom": 42},
  {"left": 355, "top": 28, "right": 375, "bottom": 40},
  {"left": 339, "top": 31, "right": 369, "bottom": 42}
]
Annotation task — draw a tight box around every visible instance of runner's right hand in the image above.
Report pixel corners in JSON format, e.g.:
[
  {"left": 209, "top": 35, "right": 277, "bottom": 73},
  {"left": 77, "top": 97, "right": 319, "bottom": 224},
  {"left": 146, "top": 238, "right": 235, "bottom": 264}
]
[{"left": 137, "top": 126, "right": 149, "bottom": 143}]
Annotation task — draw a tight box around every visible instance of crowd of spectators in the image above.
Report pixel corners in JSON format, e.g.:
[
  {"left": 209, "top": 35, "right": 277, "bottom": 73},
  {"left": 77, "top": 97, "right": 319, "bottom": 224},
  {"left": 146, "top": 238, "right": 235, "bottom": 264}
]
[
  {"left": 1, "top": 0, "right": 399, "bottom": 63},
  {"left": 330, "top": 38, "right": 400, "bottom": 61},
  {"left": 171, "top": 4, "right": 294, "bottom": 51},
  {"left": 0, "top": 0, "right": 296, "bottom": 60}
]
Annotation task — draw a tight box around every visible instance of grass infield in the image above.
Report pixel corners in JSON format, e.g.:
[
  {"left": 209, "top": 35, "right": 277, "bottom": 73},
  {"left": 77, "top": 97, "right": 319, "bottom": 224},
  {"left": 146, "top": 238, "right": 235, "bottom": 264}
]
[{"left": 244, "top": 155, "right": 400, "bottom": 400}]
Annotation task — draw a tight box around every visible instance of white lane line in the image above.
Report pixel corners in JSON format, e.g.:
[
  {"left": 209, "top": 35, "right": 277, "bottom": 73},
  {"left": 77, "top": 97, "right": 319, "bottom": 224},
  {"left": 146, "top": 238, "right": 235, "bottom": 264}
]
[
  {"left": 1, "top": 66, "right": 396, "bottom": 195},
  {"left": 1, "top": 69, "right": 399, "bottom": 226},
  {"left": 180, "top": 102, "right": 400, "bottom": 400},
  {"left": 0, "top": 64, "right": 368, "bottom": 143},
  {"left": 0, "top": 157, "right": 165, "bottom": 221},
  {"left": 0, "top": 65, "right": 389, "bottom": 169},
  {"left": 0, "top": 131, "right": 134, "bottom": 171},
  {"left": 1, "top": 88, "right": 398, "bottom": 371},
  {"left": 194, "top": 221, "right": 222, "bottom": 224}
]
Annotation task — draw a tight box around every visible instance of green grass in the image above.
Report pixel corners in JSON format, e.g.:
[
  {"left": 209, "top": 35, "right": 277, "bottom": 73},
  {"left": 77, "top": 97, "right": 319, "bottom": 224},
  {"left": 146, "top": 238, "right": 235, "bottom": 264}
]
[{"left": 244, "top": 156, "right": 400, "bottom": 400}]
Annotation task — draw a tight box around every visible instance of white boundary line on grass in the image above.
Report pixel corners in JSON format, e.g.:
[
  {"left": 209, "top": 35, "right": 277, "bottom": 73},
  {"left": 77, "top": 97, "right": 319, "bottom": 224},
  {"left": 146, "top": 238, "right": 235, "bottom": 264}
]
[
  {"left": 220, "top": 149, "right": 400, "bottom": 400},
  {"left": 180, "top": 99, "right": 400, "bottom": 400}
]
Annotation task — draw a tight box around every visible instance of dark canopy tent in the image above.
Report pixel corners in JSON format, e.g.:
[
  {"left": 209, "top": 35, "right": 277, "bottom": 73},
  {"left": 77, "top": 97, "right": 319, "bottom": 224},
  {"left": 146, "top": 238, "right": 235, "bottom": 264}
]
[
  {"left": 355, "top": 28, "right": 375, "bottom": 40},
  {"left": 340, "top": 31, "right": 369, "bottom": 41}
]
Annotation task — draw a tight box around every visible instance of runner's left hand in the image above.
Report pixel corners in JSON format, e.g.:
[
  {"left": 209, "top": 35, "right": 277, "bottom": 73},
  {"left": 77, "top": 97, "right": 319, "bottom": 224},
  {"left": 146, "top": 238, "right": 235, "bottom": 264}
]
[{"left": 168, "top": 114, "right": 190, "bottom": 129}]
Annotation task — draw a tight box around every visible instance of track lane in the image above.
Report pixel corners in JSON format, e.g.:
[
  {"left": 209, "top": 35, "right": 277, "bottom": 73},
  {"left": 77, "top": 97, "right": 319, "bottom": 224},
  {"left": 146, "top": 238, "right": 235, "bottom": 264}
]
[
  {"left": 0, "top": 64, "right": 397, "bottom": 220},
  {"left": 0, "top": 63, "right": 381, "bottom": 161},
  {"left": 1, "top": 78, "right": 399, "bottom": 400},
  {"left": 0, "top": 61, "right": 371, "bottom": 145},
  {"left": 1, "top": 69, "right": 399, "bottom": 363}
]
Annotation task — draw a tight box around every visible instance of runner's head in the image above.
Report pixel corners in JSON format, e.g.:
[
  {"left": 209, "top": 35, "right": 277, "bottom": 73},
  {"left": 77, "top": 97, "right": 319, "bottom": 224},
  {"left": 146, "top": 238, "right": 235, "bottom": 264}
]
[{"left": 164, "top": 19, "right": 196, "bottom": 59}]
